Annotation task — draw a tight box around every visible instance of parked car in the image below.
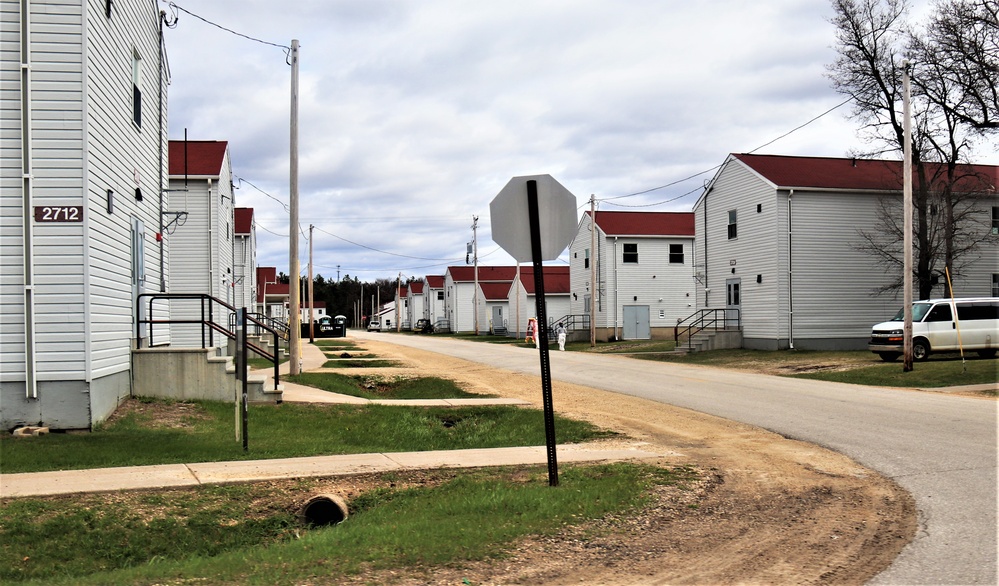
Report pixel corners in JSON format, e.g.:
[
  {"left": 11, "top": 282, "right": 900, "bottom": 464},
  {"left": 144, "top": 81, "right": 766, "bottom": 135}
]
[
  {"left": 414, "top": 318, "right": 434, "bottom": 334},
  {"left": 869, "top": 297, "right": 999, "bottom": 361},
  {"left": 367, "top": 320, "right": 381, "bottom": 332}
]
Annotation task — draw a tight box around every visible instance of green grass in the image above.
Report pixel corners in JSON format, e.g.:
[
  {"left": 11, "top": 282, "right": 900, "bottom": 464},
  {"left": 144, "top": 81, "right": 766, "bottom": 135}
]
[
  {"left": 634, "top": 348, "right": 998, "bottom": 388},
  {"left": 0, "top": 463, "right": 699, "bottom": 585},
  {"left": 287, "top": 373, "right": 491, "bottom": 400},
  {"left": 792, "top": 355, "right": 999, "bottom": 387},
  {"left": 322, "top": 359, "right": 400, "bottom": 368},
  {"left": 246, "top": 356, "right": 288, "bottom": 370},
  {"left": 0, "top": 401, "right": 613, "bottom": 474}
]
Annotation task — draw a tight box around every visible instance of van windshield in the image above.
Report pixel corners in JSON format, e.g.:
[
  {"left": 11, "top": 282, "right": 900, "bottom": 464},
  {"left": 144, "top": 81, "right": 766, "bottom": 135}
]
[{"left": 890, "top": 302, "right": 932, "bottom": 322}]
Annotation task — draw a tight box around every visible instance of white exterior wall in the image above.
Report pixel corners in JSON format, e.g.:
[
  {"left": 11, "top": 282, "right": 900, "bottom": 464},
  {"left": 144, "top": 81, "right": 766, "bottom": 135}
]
[
  {"left": 696, "top": 157, "right": 998, "bottom": 350},
  {"left": 444, "top": 272, "right": 477, "bottom": 333},
  {"left": 407, "top": 290, "right": 423, "bottom": 327},
  {"left": 1, "top": 0, "right": 167, "bottom": 429},
  {"left": 423, "top": 280, "right": 445, "bottom": 325},
  {"left": 233, "top": 224, "right": 255, "bottom": 311},
  {"left": 166, "top": 157, "right": 234, "bottom": 348},
  {"left": 568, "top": 215, "right": 610, "bottom": 330}
]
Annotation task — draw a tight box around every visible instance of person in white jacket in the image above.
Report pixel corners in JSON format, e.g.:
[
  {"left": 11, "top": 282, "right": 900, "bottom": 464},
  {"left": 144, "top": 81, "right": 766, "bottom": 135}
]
[{"left": 556, "top": 323, "right": 567, "bottom": 351}]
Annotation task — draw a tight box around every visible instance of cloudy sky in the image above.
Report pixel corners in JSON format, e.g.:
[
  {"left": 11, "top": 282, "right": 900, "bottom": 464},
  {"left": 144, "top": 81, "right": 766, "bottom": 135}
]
[{"left": 161, "top": 0, "right": 993, "bottom": 283}]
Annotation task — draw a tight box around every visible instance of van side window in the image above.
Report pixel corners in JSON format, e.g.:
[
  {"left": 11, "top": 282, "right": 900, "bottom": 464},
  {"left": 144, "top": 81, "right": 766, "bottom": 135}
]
[
  {"left": 957, "top": 302, "right": 999, "bottom": 321},
  {"left": 925, "top": 304, "right": 952, "bottom": 322}
]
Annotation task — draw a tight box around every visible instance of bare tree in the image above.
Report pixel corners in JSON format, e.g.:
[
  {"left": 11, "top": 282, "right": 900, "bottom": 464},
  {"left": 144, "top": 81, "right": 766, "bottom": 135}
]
[{"left": 828, "top": 0, "right": 996, "bottom": 299}]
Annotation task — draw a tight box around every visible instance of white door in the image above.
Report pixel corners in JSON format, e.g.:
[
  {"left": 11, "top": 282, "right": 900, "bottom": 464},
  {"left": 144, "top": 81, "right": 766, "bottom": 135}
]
[
  {"left": 131, "top": 217, "right": 147, "bottom": 339},
  {"left": 726, "top": 278, "right": 741, "bottom": 327}
]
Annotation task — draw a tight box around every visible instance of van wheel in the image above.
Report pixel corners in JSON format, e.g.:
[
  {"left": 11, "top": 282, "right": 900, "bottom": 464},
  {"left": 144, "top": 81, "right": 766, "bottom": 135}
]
[
  {"left": 912, "top": 338, "right": 930, "bottom": 361},
  {"left": 977, "top": 349, "right": 997, "bottom": 359},
  {"left": 878, "top": 352, "right": 900, "bottom": 362}
]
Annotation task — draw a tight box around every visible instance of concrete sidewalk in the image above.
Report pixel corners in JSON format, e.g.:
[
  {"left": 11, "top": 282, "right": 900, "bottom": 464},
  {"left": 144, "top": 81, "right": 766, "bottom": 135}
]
[
  {"left": 2, "top": 339, "right": 657, "bottom": 499},
  {"left": 0, "top": 445, "right": 663, "bottom": 498}
]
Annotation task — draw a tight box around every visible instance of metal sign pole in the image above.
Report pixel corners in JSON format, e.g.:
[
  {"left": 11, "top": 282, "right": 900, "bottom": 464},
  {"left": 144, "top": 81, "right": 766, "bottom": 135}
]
[
  {"left": 240, "top": 307, "right": 249, "bottom": 451},
  {"left": 527, "top": 179, "right": 559, "bottom": 487}
]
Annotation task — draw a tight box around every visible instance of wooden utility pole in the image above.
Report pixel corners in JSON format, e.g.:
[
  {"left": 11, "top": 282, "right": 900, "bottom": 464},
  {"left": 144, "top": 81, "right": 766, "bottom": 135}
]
[
  {"left": 289, "top": 39, "right": 301, "bottom": 375},
  {"left": 590, "top": 194, "right": 597, "bottom": 347},
  {"left": 472, "top": 215, "right": 479, "bottom": 335},
  {"left": 903, "top": 61, "right": 914, "bottom": 372},
  {"left": 308, "top": 223, "right": 314, "bottom": 343}
]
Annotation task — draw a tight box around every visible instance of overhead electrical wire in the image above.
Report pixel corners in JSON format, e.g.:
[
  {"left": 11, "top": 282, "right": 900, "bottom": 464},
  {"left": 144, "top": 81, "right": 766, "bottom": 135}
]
[
  {"left": 599, "top": 97, "right": 854, "bottom": 204},
  {"left": 163, "top": 2, "right": 291, "bottom": 51}
]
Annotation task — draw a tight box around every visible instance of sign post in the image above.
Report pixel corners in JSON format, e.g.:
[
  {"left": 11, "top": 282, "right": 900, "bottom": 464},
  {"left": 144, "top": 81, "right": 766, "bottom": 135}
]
[{"left": 490, "top": 174, "right": 577, "bottom": 487}]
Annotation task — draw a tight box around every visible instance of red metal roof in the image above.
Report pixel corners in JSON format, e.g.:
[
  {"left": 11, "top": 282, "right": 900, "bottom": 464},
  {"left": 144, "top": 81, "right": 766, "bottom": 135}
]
[
  {"left": 408, "top": 281, "right": 424, "bottom": 294},
  {"left": 447, "top": 266, "right": 518, "bottom": 282},
  {"left": 168, "top": 140, "right": 228, "bottom": 176},
  {"left": 480, "top": 282, "right": 512, "bottom": 300},
  {"left": 234, "top": 208, "right": 253, "bottom": 234},
  {"left": 732, "top": 153, "right": 998, "bottom": 193},
  {"left": 520, "top": 266, "right": 570, "bottom": 295},
  {"left": 589, "top": 211, "right": 694, "bottom": 237},
  {"left": 425, "top": 275, "right": 445, "bottom": 288},
  {"left": 399, "top": 286, "right": 408, "bottom": 297}
]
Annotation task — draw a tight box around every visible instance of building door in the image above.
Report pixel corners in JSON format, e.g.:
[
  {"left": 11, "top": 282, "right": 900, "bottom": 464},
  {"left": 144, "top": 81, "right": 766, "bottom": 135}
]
[
  {"left": 131, "top": 217, "right": 147, "bottom": 339},
  {"left": 726, "top": 278, "right": 741, "bottom": 327},
  {"left": 492, "top": 306, "right": 503, "bottom": 330},
  {"left": 623, "top": 305, "right": 650, "bottom": 339}
]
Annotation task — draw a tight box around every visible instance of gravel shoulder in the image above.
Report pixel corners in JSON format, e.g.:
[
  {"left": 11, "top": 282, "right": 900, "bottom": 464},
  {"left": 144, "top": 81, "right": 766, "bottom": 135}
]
[{"left": 335, "top": 337, "right": 917, "bottom": 585}]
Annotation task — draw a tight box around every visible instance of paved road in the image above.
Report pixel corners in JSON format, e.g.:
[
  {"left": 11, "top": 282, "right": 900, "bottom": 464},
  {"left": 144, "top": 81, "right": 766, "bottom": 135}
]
[{"left": 354, "top": 331, "right": 998, "bottom": 585}]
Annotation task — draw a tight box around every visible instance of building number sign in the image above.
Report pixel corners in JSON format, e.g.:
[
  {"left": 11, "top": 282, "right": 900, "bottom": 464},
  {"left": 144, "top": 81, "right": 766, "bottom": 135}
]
[{"left": 34, "top": 206, "right": 83, "bottom": 223}]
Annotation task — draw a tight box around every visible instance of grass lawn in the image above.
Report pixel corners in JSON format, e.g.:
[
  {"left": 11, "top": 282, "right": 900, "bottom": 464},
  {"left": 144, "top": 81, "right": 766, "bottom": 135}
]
[
  {"left": 0, "top": 463, "right": 699, "bottom": 585},
  {"left": 634, "top": 348, "right": 998, "bottom": 388},
  {"left": 0, "top": 400, "right": 613, "bottom": 474},
  {"left": 287, "top": 373, "right": 493, "bottom": 400}
]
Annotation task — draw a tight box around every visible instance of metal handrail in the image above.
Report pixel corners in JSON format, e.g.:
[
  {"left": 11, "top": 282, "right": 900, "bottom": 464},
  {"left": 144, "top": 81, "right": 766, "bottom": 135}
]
[
  {"left": 674, "top": 308, "right": 741, "bottom": 351},
  {"left": 135, "top": 293, "right": 282, "bottom": 390},
  {"left": 549, "top": 314, "right": 590, "bottom": 333}
]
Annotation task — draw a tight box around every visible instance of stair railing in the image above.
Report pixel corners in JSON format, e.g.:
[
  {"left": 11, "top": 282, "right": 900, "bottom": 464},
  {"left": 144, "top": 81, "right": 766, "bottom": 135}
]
[
  {"left": 674, "top": 308, "right": 741, "bottom": 351},
  {"left": 135, "top": 293, "right": 283, "bottom": 390}
]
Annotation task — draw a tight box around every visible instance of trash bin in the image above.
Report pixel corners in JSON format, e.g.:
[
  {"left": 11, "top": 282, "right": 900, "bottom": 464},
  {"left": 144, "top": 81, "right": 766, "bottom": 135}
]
[{"left": 331, "top": 315, "right": 347, "bottom": 338}]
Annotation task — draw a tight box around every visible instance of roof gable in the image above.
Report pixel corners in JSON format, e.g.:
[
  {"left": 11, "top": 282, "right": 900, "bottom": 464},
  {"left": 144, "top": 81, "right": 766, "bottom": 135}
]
[
  {"left": 480, "top": 282, "right": 512, "bottom": 300},
  {"left": 169, "top": 140, "right": 229, "bottom": 176},
  {"left": 447, "top": 266, "right": 518, "bottom": 282},
  {"left": 733, "top": 153, "right": 998, "bottom": 193},
  {"left": 589, "top": 211, "right": 694, "bottom": 237},
  {"left": 408, "top": 281, "right": 424, "bottom": 294},
  {"left": 520, "top": 266, "right": 570, "bottom": 294},
  {"left": 425, "top": 275, "right": 445, "bottom": 288},
  {"left": 234, "top": 208, "right": 253, "bottom": 234}
]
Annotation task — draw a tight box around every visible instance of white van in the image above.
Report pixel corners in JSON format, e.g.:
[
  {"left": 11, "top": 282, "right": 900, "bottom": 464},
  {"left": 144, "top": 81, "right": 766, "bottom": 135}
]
[{"left": 869, "top": 298, "right": 999, "bottom": 361}]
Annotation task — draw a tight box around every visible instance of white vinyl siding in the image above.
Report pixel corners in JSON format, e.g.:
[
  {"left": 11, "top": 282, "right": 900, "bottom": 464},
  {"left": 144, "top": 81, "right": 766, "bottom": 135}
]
[{"left": 85, "top": 0, "right": 166, "bottom": 377}]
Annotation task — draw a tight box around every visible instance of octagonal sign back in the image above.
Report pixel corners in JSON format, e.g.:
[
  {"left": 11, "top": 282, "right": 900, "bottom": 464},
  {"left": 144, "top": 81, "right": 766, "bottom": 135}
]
[{"left": 489, "top": 174, "right": 577, "bottom": 263}]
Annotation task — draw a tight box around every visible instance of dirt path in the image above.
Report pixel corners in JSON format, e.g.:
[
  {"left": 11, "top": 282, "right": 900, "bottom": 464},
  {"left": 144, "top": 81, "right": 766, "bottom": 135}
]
[{"left": 339, "top": 337, "right": 916, "bottom": 585}]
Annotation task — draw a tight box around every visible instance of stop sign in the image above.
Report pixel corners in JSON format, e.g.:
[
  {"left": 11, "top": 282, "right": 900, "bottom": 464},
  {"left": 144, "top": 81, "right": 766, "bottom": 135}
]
[{"left": 489, "top": 174, "right": 577, "bottom": 262}]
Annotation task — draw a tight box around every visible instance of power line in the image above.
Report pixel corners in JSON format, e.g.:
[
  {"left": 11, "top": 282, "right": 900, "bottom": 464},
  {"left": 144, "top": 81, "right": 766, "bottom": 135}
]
[
  {"left": 164, "top": 2, "right": 291, "bottom": 51},
  {"left": 601, "top": 97, "right": 853, "bottom": 203},
  {"left": 235, "top": 176, "right": 289, "bottom": 212},
  {"left": 313, "top": 226, "right": 465, "bottom": 262}
]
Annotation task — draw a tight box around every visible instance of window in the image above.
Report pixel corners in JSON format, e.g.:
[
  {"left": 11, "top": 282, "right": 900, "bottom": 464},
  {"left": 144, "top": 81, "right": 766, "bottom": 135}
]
[
  {"left": 132, "top": 50, "right": 142, "bottom": 128},
  {"left": 584, "top": 248, "right": 590, "bottom": 269},
  {"left": 669, "top": 244, "right": 684, "bottom": 264},
  {"left": 925, "top": 304, "right": 952, "bottom": 322},
  {"left": 437, "top": 291, "right": 444, "bottom": 301},
  {"left": 992, "top": 207, "right": 999, "bottom": 235},
  {"left": 727, "top": 210, "right": 737, "bottom": 239},
  {"left": 623, "top": 243, "right": 638, "bottom": 263},
  {"left": 993, "top": 274, "right": 999, "bottom": 297}
]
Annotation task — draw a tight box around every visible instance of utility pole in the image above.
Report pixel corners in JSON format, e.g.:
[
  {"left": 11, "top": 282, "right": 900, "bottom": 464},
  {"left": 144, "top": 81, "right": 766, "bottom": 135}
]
[
  {"left": 396, "top": 272, "right": 401, "bottom": 332},
  {"left": 308, "top": 223, "right": 314, "bottom": 343},
  {"left": 902, "top": 61, "right": 914, "bottom": 372},
  {"left": 590, "top": 194, "right": 597, "bottom": 347},
  {"left": 288, "top": 39, "right": 301, "bottom": 375},
  {"left": 472, "top": 215, "right": 479, "bottom": 335}
]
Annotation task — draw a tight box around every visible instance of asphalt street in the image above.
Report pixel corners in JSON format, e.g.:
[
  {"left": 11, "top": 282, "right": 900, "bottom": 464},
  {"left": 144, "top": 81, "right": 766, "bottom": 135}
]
[{"left": 355, "top": 330, "right": 998, "bottom": 586}]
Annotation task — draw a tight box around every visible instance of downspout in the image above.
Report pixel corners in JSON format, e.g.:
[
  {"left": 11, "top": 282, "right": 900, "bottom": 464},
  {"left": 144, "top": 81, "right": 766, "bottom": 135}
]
[
  {"left": 19, "top": 0, "right": 37, "bottom": 398},
  {"left": 158, "top": 10, "right": 166, "bottom": 291},
  {"left": 787, "top": 189, "right": 794, "bottom": 349},
  {"left": 613, "top": 236, "right": 620, "bottom": 340},
  {"left": 208, "top": 178, "right": 214, "bottom": 300}
]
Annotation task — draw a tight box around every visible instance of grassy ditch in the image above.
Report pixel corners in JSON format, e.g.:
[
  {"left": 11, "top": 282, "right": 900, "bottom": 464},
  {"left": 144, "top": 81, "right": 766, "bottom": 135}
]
[
  {"left": 322, "top": 359, "right": 401, "bottom": 368},
  {"left": 287, "top": 373, "right": 492, "bottom": 400},
  {"left": 0, "top": 463, "right": 700, "bottom": 585},
  {"left": 0, "top": 400, "right": 613, "bottom": 474}
]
